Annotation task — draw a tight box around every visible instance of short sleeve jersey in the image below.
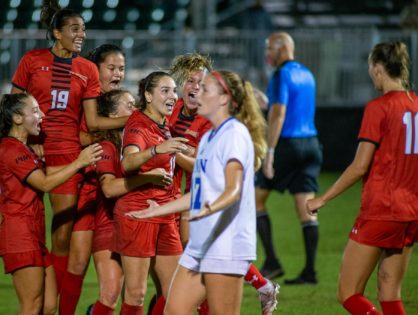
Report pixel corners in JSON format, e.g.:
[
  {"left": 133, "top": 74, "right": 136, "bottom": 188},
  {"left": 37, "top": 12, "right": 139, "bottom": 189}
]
[
  {"left": 114, "top": 111, "right": 177, "bottom": 223},
  {"left": 185, "top": 118, "right": 256, "bottom": 260},
  {"left": 358, "top": 91, "right": 418, "bottom": 221},
  {"left": 169, "top": 99, "right": 212, "bottom": 194},
  {"left": 95, "top": 140, "right": 122, "bottom": 223},
  {"left": 12, "top": 48, "right": 101, "bottom": 155},
  {"left": 0, "top": 137, "right": 45, "bottom": 255},
  {"left": 266, "top": 60, "right": 317, "bottom": 138}
]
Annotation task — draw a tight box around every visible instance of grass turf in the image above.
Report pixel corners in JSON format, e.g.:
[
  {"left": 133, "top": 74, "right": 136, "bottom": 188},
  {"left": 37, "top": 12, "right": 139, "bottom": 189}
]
[{"left": 0, "top": 172, "right": 417, "bottom": 314}]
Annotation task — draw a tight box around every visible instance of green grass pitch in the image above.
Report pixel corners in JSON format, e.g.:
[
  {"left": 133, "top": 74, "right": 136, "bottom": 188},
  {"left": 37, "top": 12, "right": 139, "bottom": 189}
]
[{"left": 1, "top": 172, "right": 417, "bottom": 314}]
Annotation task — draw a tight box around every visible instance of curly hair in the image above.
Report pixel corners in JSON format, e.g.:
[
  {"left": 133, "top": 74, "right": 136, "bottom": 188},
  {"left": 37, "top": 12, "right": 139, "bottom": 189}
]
[{"left": 169, "top": 53, "right": 212, "bottom": 87}]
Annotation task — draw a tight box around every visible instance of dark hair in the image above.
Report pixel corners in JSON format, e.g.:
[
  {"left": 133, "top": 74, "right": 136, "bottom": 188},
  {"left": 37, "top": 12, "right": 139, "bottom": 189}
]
[
  {"left": 94, "top": 89, "right": 132, "bottom": 148},
  {"left": 0, "top": 93, "right": 30, "bottom": 137},
  {"left": 40, "top": 0, "right": 83, "bottom": 41},
  {"left": 369, "top": 41, "right": 411, "bottom": 90},
  {"left": 86, "top": 44, "right": 125, "bottom": 68},
  {"left": 137, "top": 71, "right": 171, "bottom": 111}
]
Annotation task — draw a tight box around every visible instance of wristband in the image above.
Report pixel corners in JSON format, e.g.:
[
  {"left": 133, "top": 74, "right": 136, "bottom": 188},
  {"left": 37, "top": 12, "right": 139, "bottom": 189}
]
[{"left": 268, "top": 147, "right": 275, "bottom": 154}]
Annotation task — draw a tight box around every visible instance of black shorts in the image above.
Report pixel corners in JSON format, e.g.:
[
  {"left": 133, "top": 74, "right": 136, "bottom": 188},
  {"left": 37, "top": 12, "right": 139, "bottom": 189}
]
[{"left": 255, "top": 137, "right": 322, "bottom": 194}]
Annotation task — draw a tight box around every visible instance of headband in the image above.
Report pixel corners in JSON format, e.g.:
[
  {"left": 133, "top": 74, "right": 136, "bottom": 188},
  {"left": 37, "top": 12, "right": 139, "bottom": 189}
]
[{"left": 211, "top": 71, "right": 238, "bottom": 108}]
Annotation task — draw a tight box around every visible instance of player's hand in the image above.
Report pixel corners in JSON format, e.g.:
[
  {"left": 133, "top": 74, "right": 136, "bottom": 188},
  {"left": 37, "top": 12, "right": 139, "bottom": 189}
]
[
  {"left": 306, "top": 197, "right": 325, "bottom": 216},
  {"left": 189, "top": 202, "right": 213, "bottom": 221},
  {"left": 262, "top": 153, "right": 274, "bottom": 179},
  {"left": 156, "top": 137, "right": 189, "bottom": 155},
  {"left": 76, "top": 143, "right": 103, "bottom": 168},
  {"left": 143, "top": 168, "right": 172, "bottom": 187},
  {"left": 182, "top": 144, "right": 196, "bottom": 157},
  {"left": 30, "top": 144, "right": 44, "bottom": 159},
  {"left": 126, "top": 200, "right": 160, "bottom": 219}
]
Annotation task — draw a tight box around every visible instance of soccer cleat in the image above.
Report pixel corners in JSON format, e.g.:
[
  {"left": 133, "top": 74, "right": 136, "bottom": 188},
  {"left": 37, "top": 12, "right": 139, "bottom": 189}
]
[{"left": 259, "top": 281, "right": 280, "bottom": 315}]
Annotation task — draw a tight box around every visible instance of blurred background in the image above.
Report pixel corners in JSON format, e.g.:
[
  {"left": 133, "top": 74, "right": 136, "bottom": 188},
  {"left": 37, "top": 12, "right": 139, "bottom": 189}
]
[{"left": 0, "top": 0, "right": 416, "bottom": 170}]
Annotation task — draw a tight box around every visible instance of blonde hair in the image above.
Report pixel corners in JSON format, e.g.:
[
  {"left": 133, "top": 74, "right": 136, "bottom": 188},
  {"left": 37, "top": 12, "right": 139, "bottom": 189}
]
[
  {"left": 212, "top": 70, "right": 267, "bottom": 170},
  {"left": 169, "top": 53, "right": 212, "bottom": 87}
]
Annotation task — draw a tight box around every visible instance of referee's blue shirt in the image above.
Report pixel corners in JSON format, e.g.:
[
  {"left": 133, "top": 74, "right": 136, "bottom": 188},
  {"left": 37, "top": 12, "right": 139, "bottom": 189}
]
[{"left": 266, "top": 60, "right": 317, "bottom": 138}]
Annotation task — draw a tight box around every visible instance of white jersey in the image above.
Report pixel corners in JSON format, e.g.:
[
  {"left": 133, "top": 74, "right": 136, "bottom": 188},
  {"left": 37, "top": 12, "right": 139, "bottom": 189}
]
[{"left": 185, "top": 117, "right": 256, "bottom": 260}]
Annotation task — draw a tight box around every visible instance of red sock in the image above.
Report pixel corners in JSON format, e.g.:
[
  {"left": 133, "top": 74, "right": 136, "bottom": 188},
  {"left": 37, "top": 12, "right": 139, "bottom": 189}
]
[
  {"left": 244, "top": 263, "right": 268, "bottom": 289},
  {"left": 92, "top": 300, "right": 114, "bottom": 315},
  {"left": 59, "top": 271, "right": 85, "bottom": 315},
  {"left": 51, "top": 254, "right": 68, "bottom": 293},
  {"left": 380, "top": 300, "right": 405, "bottom": 315},
  {"left": 120, "top": 302, "right": 143, "bottom": 315},
  {"left": 150, "top": 296, "right": 165, "bottom": 315},
  {"left": 343, "top": 294, "right": 382, "bottom": 315},
  {"left": 198, "top": 299, "right": 210, "bottom": 315}
]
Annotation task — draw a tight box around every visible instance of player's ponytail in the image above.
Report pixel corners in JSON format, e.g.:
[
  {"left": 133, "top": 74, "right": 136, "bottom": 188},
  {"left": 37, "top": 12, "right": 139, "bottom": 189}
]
[
  {"left": 41, "top": 0, "right": 83, "bottom": 41},
  {"left": 0, "top": 93, "right": 28, "bottom": 138},
  {"left": 211, "top": 70, "right": 267, "bottom": 170}
]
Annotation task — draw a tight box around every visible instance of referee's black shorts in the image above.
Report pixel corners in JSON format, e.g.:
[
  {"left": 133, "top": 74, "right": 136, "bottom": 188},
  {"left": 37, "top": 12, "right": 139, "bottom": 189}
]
[{"left": 255, "top": 137, "right": 322, "bottom": 194}]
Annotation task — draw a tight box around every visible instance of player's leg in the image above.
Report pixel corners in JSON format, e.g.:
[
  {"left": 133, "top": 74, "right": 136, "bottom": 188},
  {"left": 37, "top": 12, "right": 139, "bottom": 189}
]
[
  {"left": 338, "top": 239, "right": 382, "bottom": 314},
  {"left": 43, "top": 264, "right": 58, "bottom": 315},
  {"left": 256, "top": 187, "right": 283, "bottom": 279},
  {"left": 12, "top": 266, "right": 45, "bottom": 315},
  {"left": 120, "top": 255, "right": 150, "bottom": 314},
  {"left": 91, "top": 250, "right": 123, "bottom": 314},
  {"left": 285, "top": 192, "right": 319, "bottom": 284},
  {"left": 164, "top": 265, "right": 206, "bottom": 315},
  {"left": 204, "top": 273, "right": 244, "bottom": 315},
  {"left": 377, "top": 246, "right": 413, "bottom": 315}
]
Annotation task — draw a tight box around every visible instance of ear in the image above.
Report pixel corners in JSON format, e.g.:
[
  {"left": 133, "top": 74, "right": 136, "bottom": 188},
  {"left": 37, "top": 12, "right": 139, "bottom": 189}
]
[
  {"left": 52, "top": 28, "right": 62, "bottom": 41},
  {"left": 145, "top": 91, "right": 152, "bottom": 103},
  {"left": 219, "top": 94, "right": 229, "bottom": 107},
  {"left": 12, "top": 112, "right": 24, "bottom": 125}
]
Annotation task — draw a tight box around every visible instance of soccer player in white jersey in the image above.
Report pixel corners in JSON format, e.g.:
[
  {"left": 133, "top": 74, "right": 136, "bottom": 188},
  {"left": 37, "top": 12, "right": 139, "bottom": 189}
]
[{"left": 127, "top": 70, "right": 267, "bottom": 315}]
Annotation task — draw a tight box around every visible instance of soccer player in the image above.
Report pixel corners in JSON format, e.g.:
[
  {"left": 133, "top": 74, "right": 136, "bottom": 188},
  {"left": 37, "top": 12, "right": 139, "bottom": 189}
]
[
  {"left": 127, "top": 70, "right": 267, "bottom": 315},
  {"left": 307, "top": 41, "right": 418, "bottom": 315},
  {"left": 0, "top": 93, "right": 102, "bottom": 315},
  {"left": 59, "top": 44, "right": 127, "bottom": 315},
  {"left": 168, "top": 53, "right": 279, "bottom": 315},
  {"left": 114, "top": 71, "right": 188, "bottom": 314},
  {"left": 10, "top": 1, "right": 129, "bottom": 292}
]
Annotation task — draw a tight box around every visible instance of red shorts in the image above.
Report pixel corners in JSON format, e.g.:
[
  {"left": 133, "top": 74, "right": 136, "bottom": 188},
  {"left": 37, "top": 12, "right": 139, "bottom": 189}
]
[
  {"left": 114, "top": 215, "right": 183, "bottom": 257},
  {"left": 45, "top": 153, "right": 83, "bottom": 195},
  {"left": 2, "top": 248, "right": 52, "bottom": 274},
  {"left": 93, "top": 207, "right": 115, "bottom": 253},
  {"left": 73, "top": 182, "right": 97, "bottom": 232},
  {"left": 349, "top": 217, "right": 418, "bottom": 248}
]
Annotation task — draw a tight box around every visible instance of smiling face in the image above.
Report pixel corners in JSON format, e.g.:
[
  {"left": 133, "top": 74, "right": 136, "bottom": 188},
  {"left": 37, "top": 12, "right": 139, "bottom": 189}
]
[
  {"left": 98, "top": 52, "right": 126, "bottom": 93},
  {"left": 53, "top": 16, "right": 86, "bottom": 55},
  {"left": 182, "top": 70, "right": 205, "bottom": 114},
  {"left": 18, "top": 96, "right": 44, "bottom": 136},
  {"left": 145, "top": 75, "right": 178, "bottom": 120}
]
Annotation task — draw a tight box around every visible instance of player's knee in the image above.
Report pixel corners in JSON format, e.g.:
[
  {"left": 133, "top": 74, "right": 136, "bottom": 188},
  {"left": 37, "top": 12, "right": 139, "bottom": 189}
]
[
  {"left": 43, "top": 300, "right": 57, "bottom": 315},
  {"left": 22, "top": 294, "right": 43, "bottom": 315},
  {"left": 100, "top": 285, "right": 122, "bottom": 308},
  {"left": 124, "top": 286, "right": 146, "bottom": 306}
]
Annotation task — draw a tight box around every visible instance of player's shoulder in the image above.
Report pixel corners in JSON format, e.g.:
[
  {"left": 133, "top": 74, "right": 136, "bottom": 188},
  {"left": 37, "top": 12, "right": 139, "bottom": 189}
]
[{"left": 20, "top": 48, "right": 50, "bottom": 61}]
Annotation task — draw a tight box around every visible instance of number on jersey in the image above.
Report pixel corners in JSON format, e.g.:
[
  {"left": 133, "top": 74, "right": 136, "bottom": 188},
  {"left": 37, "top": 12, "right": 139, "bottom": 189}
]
[
  {"left": 191, "top": 177, "right": 202, "bottom": 209},
  {"left": 51, "top": 90, "right": 69, "bottom": 110},
  {"left": 403, "top": 112, "right": 418, "bottom": 154}
]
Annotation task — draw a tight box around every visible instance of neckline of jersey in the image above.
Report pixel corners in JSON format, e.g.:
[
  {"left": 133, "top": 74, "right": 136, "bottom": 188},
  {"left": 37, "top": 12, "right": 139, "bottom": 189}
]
[{"left": 208, "top": 116, "right": 235, "bottom": 142}]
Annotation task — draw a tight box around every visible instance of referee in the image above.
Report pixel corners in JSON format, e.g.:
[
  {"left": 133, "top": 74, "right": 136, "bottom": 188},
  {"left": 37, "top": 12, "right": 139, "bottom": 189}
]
[{"left": 256, "top": 32, "right": 322, "bottom": 285}]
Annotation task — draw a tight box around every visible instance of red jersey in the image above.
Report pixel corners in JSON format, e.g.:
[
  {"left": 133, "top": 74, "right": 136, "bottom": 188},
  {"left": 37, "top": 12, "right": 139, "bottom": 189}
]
[
  {"left": 115, "top": 111, "right": 177, "bottom": 223},
  {"left": 169, "top": 99, "right": 211, "bottom": 193},
  {"left": 358, "top": 91, "right": 418, "bottom": 221},
  {"left": 12, "top": 48, "right": 101, "bottom": 155},
  {"left": 0, "top": 137, "right": 45, "bottom": 255},
  {"left": 95, "top": 140, "right": 122, "bottom": 223}
]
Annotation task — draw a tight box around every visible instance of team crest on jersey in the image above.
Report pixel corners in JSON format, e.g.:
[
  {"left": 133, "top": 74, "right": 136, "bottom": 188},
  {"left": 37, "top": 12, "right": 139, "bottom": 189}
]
[{"left": 185, "top": 129, "right": 198, "bottom": 138}]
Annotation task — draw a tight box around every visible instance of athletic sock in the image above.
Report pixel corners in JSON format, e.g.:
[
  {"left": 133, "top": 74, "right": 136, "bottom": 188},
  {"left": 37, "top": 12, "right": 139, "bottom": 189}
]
[
  {"left": 244, "top": 263, "right": 268, "bottom": 289},
  {"left": 343, "top": 294, "right": 382, "bottom": 315},
  {"left": 302, "top": 221, "right": 319, "bottom": 276},
  {"left": 198, "top": 299, "right": 210, "bottom": 315},
  {"left": 51, "top": 254, "right": 68, "bottom": 293},
  {"left": 380, "top": 300, "right": 405, "bottom": 315},
  {"left": 120, "top": 302, "right": 143, "bottom": 315},
  {"left": 92, "top": 300, "right": 114, "bottom": 315},
  {"left": 256, "top": 211, "right": 279, "bottom": 266},
  {"left": 150, "top": 296, "right": 165, "bottom": 315},
  {"left": 59, "top": 271, "right": 85, "bottom": 315}
]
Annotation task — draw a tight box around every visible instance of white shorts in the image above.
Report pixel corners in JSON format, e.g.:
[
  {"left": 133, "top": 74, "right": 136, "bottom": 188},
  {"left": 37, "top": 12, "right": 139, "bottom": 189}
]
[{"left": 179, "top": 252, "right": 251, "bottom": 276}]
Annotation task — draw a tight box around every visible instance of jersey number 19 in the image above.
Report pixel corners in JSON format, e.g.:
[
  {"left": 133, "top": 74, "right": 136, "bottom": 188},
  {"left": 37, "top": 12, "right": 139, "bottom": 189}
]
[{"left": 51, "top": 90, "right": 69, "bottom": 110}]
